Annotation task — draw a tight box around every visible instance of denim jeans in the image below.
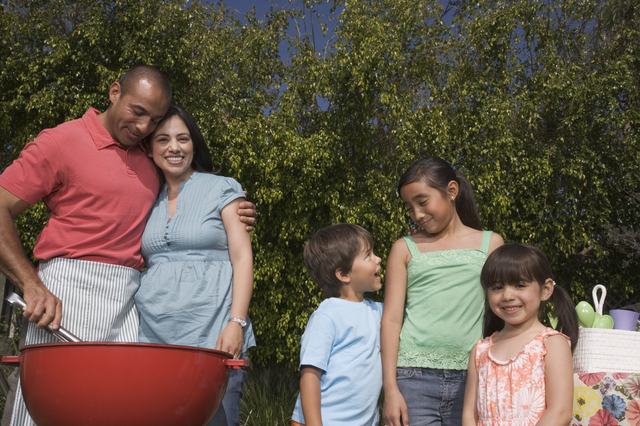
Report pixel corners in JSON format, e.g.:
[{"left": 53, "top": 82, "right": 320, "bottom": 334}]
[
  {"left": 396, "top": 367, "right": 467, "bottom": 426},
  {"left": 207, "top": 361, "right": 248, "bottom": 426}
]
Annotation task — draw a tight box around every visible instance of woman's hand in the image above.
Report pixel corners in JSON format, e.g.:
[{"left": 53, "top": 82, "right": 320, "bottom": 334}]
[
  {"left": 383, "top": 389, "right": 409, "bottom": 426},
  {"left": 216, "top": 322, "right": 244, "bottom": 359}
]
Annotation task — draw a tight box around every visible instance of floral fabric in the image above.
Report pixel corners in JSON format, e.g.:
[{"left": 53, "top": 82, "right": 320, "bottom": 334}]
[
  {"left": 573, "top": 372, "right": 640, "bottom": 426},
  {"left": 475, "top": 328, "right": 570, "bottom": 426}
]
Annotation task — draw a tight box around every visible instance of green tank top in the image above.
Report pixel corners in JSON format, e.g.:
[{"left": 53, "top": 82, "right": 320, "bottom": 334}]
[{"left": 397, "top": 231, "right": 493, "bottom": 370}]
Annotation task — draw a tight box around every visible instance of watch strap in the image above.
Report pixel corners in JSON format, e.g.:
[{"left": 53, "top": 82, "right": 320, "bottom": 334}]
[{"left": 228, "top": 317, "right": 247, "bottom": 328}]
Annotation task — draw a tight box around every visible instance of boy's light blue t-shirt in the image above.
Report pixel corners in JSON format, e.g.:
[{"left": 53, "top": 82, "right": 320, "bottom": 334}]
[{"left": 292, "top": 297, "right": 384, "bottom": 426}]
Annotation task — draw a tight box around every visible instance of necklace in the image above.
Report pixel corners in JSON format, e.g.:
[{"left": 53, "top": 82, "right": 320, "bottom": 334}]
[{"left": 167, "top": 188, "right": 179, "bottom": 200}]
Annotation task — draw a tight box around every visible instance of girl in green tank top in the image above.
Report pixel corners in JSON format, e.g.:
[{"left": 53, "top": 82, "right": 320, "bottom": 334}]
[{"left": 381, "top": 157, "right": 504, "bottom": 426}]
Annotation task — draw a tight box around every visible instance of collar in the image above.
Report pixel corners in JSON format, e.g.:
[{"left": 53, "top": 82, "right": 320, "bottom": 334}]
[{"left": 83, "top": 107, "right": 140, "bottom": 151}]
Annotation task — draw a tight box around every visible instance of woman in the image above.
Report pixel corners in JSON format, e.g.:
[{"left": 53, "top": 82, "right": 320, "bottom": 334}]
[{"left": 135, "top": 106, "right": 255, "bottom": 426}]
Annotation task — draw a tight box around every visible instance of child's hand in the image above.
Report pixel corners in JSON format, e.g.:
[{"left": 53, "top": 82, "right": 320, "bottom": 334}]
[
  {"left": 215, "top": 322, "right": 244, "bottom": 359},
  {"left": 383, "top": 390, "right": 409, "bottom": 426}
]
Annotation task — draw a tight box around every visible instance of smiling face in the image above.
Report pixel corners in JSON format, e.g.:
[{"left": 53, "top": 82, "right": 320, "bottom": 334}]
[
  {"left": 488, "top": 279, "right": 553, "bottom": 329},
  {"left": 102, "top": 79, "right": 170, "bottom": 147},
  {"left": 341, "top": 242, "right": 382, "bottom": 296},
  {"left": 149, "top": 115, "right": 195, "bottom": 183},
  {"left": 399, "top": 180, "right": 458, "bottom": 235}
]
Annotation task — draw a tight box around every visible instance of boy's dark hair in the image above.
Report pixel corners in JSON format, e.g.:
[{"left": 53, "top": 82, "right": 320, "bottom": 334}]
[
  {"left": 304, "top": 224, "right": 374, "bottom": 298},
  {"left": 480, "top": 243, "right": 579, "bottom": 351}
]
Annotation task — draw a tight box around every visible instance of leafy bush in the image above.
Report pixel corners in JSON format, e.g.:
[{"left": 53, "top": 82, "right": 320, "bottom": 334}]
[{"left": 2, "top": 0, "right": 639, "bottom": 370}]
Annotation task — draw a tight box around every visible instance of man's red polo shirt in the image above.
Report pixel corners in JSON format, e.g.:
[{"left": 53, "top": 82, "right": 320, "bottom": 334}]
[{"left": 0, "top": 108, "right": 159, "bottom": 271}]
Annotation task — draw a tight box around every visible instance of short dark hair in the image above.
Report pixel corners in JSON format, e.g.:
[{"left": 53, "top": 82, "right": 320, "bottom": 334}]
[
  {"left": 303, "top": 224, "right": 374, "bottom": 298},
  {"left": 144, "top": 105, "right": 213, "bottom": 185},
  {"left": 119, "top": 64, "right": 172, "bottom": 101}
]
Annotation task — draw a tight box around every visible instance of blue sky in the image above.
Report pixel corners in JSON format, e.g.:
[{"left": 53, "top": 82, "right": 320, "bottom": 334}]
[
  {"left": 226, "top": 0, "right": 337, "bottom": 21},
  {"left": 216, "top": 1, "right": 454, "bottom": 111},
  {"left": 222, "top": 1, "right": 454, "bottom": 55},
  {"left": 223, "top": 0, "right": 341, "bottom": 58},
  {"left": 227, "top": 0, "right": 294, "bottom": 17}
]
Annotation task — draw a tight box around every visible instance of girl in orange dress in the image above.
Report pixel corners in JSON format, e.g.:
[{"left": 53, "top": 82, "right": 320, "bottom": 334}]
[{"left": 462, "top": 244, "right": 579, "bottom": 426}]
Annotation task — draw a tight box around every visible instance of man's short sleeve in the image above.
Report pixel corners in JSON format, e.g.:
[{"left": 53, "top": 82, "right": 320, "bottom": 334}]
[
  {"left": 0, "top": 131, "right": 61, "bottom": 204},
  {"left": 299, "top": 311, "right": 336, "bottom": 372}
]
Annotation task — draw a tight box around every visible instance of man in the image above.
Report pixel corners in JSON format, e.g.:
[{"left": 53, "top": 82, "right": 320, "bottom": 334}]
[{"left": 0, "top": 65, "right": 256, "bottom": 426}]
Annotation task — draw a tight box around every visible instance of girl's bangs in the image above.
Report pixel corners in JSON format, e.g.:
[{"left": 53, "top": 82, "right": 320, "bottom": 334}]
[{"left": 481, "top": 245, "right": 545, "bottom": 289}]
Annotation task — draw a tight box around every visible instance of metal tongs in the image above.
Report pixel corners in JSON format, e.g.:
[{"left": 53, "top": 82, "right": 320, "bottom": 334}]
[{"left": 5, "top": 292, "right": 82, "bottom": 343}]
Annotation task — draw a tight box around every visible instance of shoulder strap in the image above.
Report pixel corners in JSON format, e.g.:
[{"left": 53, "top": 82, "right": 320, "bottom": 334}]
[
  {"left": 540, "top": 327, "right": 569, "bottom": 340},
  {"left": 402, "top": 236, "right": 420, "bottom": 257},
  {"left": 539, "top": 327, "right": 572, "bottom": 349},
  {"left": 475, "top": 336, "right": 490, "bottom": 369},
  {"left": 480, "top": 231, "right": 493, "bottom": 254}
]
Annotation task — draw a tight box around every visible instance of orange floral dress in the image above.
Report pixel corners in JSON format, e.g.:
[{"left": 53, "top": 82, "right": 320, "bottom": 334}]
[{"left": 475, "top": 328, "right": 570, "bottom": 426}]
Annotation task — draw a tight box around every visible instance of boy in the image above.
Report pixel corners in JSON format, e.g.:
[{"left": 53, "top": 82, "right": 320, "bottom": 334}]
[{"left": 291, "top": 223, "right": 384, "bottom": 426}]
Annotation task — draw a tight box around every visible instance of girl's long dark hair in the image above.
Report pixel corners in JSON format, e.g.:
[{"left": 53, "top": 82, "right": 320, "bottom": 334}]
[
  {"left": 144, "top": 105, "right": 214, "bottom": 185},
  {"left": 398, "top": 157, "right": 482, "bottom": 230},
  {"left": 480, "top": 243, "right": 579, "bottom": 351}
]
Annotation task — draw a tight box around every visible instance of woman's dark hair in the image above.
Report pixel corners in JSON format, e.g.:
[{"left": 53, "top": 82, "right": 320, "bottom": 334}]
[
  {"left": 480, "top": 243, "right": 579, "bottom": 351},
  {"left": 397, "top": 157, "right": 482, "bottom": 230},
  {"left": 144, "top": 105, "right": 213, "bottom": 184}
]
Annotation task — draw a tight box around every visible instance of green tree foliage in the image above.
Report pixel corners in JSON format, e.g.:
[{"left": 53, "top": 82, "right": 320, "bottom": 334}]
[
  {"left": 445, "top": 0, "right": 640, "bottom": 300},
  {"left": 1, "top": 0, "right": 639, "bottom": 369}
]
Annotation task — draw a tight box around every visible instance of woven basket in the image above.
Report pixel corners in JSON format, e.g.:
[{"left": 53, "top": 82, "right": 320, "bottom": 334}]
[{"left": 573, "top": 328, "right": 640, "bottom": 374}]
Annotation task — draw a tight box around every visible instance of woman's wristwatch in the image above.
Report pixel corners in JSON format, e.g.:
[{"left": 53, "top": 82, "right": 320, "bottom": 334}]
[{"left": 228, "top": 317, "right": 247, "bottom": 329}]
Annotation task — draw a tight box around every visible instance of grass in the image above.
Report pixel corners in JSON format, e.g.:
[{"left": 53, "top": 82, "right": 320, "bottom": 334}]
[
  {"left": 240, "top": 363, "right": 300, "bottom": 426},
  {"left": 240, "top": 363, "right": 385, "bottom": 426}
]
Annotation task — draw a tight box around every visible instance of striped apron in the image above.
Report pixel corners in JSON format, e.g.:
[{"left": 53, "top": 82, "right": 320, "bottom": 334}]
[{"left": 10, "top": 258, "right": 141, "bottom": 426}]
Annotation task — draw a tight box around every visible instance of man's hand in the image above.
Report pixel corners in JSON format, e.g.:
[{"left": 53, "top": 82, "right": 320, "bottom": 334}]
[
  {"left": 21, "top": 281, "right": 63, "bottom": 330},
  {"left": 237, "top": 199, "right": 257, "bottom": 232},
  {"left": 0, "top": 186, "right": 64, "bottom": 330}
]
